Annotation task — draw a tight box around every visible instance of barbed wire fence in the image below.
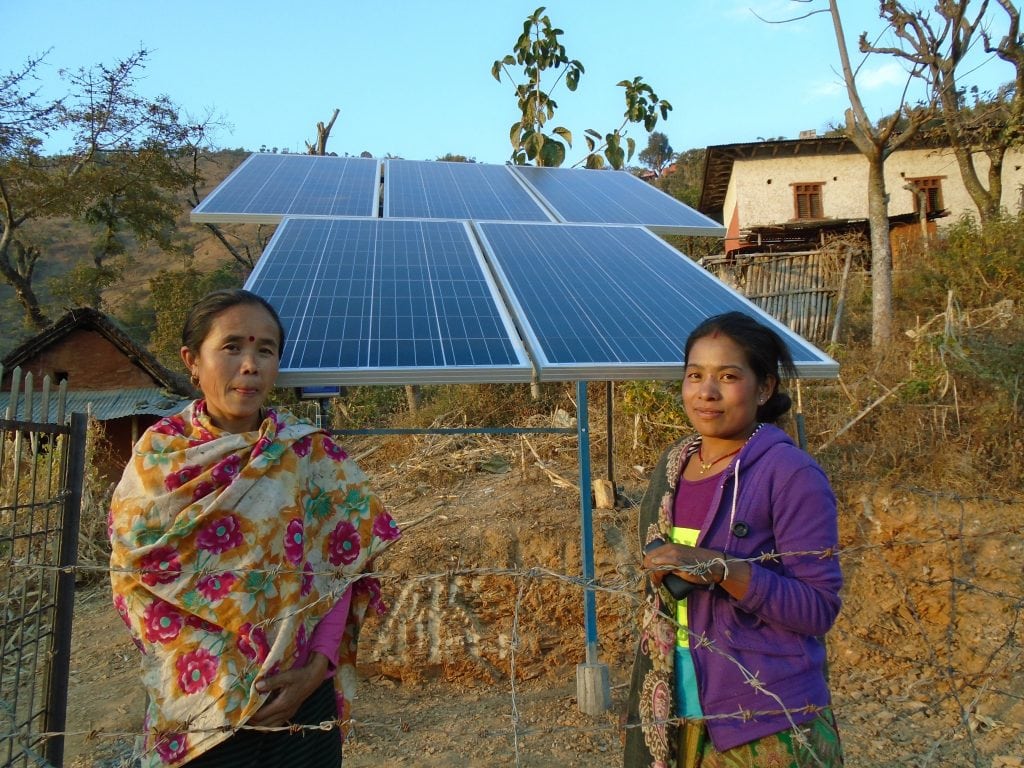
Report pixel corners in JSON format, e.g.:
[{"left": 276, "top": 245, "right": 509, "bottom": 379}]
[{"left": 3, "top": 485, "right": 1023, "bottom": 768}]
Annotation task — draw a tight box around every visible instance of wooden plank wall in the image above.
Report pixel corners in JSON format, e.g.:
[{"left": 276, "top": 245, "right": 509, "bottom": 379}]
[{"left": 702, "top": 251, "right": 840, "bottom": 343}]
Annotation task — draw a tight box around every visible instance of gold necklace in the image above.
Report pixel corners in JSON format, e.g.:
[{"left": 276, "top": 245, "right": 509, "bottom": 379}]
[
  {"left": 697, "top": 444, "right": 742, "bottom": 474},
  {"left": 696, "top": 423, "right": 764, "bottom": 475}
]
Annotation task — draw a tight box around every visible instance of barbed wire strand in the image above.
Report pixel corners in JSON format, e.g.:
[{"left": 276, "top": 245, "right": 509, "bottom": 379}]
[{"left": 3, "top": 499, "right": 1022, "bottom": 765}]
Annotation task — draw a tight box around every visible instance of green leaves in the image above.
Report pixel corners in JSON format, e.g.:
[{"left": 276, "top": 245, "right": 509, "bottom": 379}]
[
  {"left": 493, "top": 11, "right": 671, "bottom": 169},
  {"left": 538, "top": 136, "right": 566, "bottom": 167},
  {"left": 493, "top": 6, "right": 584, "bottom": 168}
]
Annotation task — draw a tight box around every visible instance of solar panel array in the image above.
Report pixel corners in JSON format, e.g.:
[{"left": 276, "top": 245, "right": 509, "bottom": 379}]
[
  {"left": 192, "top": 153, "right": 837, "bottom": 384},
  {"left": 475, "top": 222, "right": 836, "bottom": 380},
  {"left": 191, "top": 153, "right": 380, "bottom": 223},
  {"left": 384, "top": 160, "right": 551, "bottom": 221},
  {"left": 511, "top": 165, "right": 725, "bottom": 234},
  {"left": 247, "top": 218, "right": 531, "bottom": 385}
]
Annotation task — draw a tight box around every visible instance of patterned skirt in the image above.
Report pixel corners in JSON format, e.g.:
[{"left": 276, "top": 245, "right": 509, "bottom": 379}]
[{"left": 679, "top": 709, "right": 843, "bottom": 768}]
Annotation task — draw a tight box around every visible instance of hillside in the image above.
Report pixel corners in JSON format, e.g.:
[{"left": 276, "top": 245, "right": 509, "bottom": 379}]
[{"left": 0, "top": 149, "right": 252, "bottom": 358}]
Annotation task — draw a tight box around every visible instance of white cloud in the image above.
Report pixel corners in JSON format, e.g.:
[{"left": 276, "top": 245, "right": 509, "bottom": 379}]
[
  {"left": 857, "top": 61, "right": 908, "bottom": 91},
  {"left": 805, "top": 78, "right": 846, "bottom": 100}
]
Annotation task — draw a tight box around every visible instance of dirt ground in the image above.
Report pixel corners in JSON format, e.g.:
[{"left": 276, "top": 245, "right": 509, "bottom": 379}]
[{"left": 64, "top": 432, "right": 1024, "bottom": 767}]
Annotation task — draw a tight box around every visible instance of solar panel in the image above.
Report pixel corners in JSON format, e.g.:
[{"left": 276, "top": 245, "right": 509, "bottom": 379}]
[
  {"left": 511, "top": 165, "right": 725, "bottom": 234},
  {"left": 474, "top": 222, "right": 837, "bottom": 381},
  {"left": 245, "top": 218, "right": 533, "bottom": 385},
  {"left": 191, "top": 153, "right": 380, "bottom": 223},
  {"left": 383, "top": 159, "right": 551, "bottom": 221}
]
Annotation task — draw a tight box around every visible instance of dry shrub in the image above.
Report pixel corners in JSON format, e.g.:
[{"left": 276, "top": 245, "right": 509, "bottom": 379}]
[{"left": 809, "top": 296, "right": 1022, "bottom": 494}]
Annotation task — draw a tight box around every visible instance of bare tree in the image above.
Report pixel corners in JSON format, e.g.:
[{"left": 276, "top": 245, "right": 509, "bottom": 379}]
[
  {"left": 772, "top": 1, "right": 932, "bottom": 345},
  {"left": 863, "top": 0, "right": 1024, "bottom": 222},
  {"left": 181, "top": 114, "right": 263, "bottom": 271},
  {"left": 305, "top": 108, "right": 340, "bottom": 156}
]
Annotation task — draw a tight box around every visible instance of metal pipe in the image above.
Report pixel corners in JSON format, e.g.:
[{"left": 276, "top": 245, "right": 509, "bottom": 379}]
[
  {"left": 45, "top": 411, "right": 87, "bottom": 768},
  {"left": 576, "top": 381, "right": 599, "bottom": 664}
]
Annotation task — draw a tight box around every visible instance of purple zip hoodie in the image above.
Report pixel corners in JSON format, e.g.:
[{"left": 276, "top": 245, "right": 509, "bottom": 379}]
[{"left": 689, "top": 423, "right": 842, "bottom": 750}]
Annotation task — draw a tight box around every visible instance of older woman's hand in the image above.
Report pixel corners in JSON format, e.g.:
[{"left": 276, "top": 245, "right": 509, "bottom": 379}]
[{"left": 249, "top": 652, "right": 330, "bottom": 727}]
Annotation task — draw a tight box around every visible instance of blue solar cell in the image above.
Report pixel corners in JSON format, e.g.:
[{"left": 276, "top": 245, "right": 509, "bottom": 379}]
[
  {"left": 384, "top": 159, "right": 550, "bottom": 221},
  {"left": 245, "top": 218, "right": 533, "bottom": 385},
  {"left": 511, "top": 166, "right": 725, "bottom": 234},
  {"left": 191, "top": 153, "right": 380, "bottom": 222},
  {"left": 474, "top": 222, "right": 837, "bottom": 380}
]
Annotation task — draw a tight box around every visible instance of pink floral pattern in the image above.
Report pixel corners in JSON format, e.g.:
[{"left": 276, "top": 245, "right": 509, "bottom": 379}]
[
  {"left": 301, "top": 561, "right": 315, "bottom": 596},
  {"left": 211, "top": 454, "right": 242, "bottom": 486},
  {"left": 294, "top": 623, "right": 308, "bottom": 660},
  {"left": 327, "top": 520, "right": 360, "bottom": 566},
  {"left": 251, "top": 435, "right": 273, "bottom": 458},
  {"left": 154, "top": 732, "right": 189, "bottom": 764},
  {"left": 139, "top": 546, "right": 182, "bottom": 586},
  {"left": 176, "top": 647, "right": 219, "bottom": 694},
  {"left": 143, "top": 599, "right": 183, "bottom": 644},
  {"left": 185, "top": 614, "right": 222, "bottom": 633},
  {"left": 284, "top": 519, "right": 305, "bottom": 564},
  {"left": 321, "top": 437, "right": 347, "bottom": 461},
  {"left": 196, "top": 515, "right": 243, "bottom": 554},
  {"left": 356, "top": 576, "right": 386, "bottom": 616},
  {"left": 373, "top": 511, "right": 400, "bottom": 541},
  {"left": 151, "top": 416, "right": 187, "bottom": 437},
  {"left": 237, "top": 622, "right": 270, "bottom": 663},
  {"left": 191, "top": 481, "right": 216, "bottom": 502},
  {"left": 114, "top": 594, "right": 131, "bottom": 628},
  {"left": 293, "top": 435, "right": 312, "bottom": 457},
  {"left": 196, "top": 572, "right": 236, "bottom": 602},
  {"left": 109, "top": 402, "right": 400, "bottom": 767},
  {"left": 164, "top": 464, "right": 201, "bottom": 492}
]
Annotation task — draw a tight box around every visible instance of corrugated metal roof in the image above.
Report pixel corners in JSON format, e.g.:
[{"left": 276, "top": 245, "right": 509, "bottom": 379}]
[{"left": 0, "top": 388, "right": 190, "bottom": 422}]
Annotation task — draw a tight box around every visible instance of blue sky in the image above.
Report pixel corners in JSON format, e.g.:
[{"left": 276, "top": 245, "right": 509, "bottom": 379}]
[{"left": 6, "top": 1, "right": 1012, "bottom": 165}]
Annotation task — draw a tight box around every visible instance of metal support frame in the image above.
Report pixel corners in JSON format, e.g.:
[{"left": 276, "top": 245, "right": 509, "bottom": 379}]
[
  {"left": 574, "top": 380, "right": 611, "bottom": 715},
  {"left": 333, "top": 382, "right": 611, "bottom": 716}
]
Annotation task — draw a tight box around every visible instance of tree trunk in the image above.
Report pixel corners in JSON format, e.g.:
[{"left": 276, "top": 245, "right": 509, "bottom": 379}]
[
  {"left": 0, "top": 236, "right": 48, "bottom": 329},
  {"left": 866, "top": 157, "right": 893, "bottom": 346},
  {"left": 306, "top": 109, "right": 340, "bottom": 156}
]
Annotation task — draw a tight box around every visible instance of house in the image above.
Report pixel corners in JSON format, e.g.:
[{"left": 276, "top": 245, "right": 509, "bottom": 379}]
[
  {"left": 1, "top": 307, "right": 193, "bottom": 481},
  {"left": 698, "top": 133, "right": 1024, "bottom": 259}
]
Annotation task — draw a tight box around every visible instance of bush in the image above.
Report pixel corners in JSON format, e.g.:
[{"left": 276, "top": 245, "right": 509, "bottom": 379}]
[{"left": 904, "top": 211, "right": 1024, "bottom": 307}]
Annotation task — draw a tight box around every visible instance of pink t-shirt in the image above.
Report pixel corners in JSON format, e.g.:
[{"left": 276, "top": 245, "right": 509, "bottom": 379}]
[{"left": 296, "top": 585, "right": 352, "bottom": 677}]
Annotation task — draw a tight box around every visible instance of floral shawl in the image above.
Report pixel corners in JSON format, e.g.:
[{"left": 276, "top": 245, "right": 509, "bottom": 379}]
[
  {"left": 624, "top": 436, "right": 698, "bottom": 768},
  {"left": 109, "top": 401, "right": 400, "bottom": 767}
]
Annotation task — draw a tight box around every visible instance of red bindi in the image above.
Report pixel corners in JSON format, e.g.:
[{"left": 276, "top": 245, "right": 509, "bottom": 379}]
[{"left": 248, "top": 336, "right": 255, "bottom": 342}]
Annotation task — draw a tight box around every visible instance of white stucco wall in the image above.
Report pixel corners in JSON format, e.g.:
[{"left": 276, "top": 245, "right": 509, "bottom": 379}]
[{"left": 726, "top": 146, "right": 1024, "bottom": 230}]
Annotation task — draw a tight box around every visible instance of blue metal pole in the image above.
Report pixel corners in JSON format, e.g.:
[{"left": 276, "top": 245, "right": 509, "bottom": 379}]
[{"left": 576, "top": 380, "right": 599, "bottom": 664}]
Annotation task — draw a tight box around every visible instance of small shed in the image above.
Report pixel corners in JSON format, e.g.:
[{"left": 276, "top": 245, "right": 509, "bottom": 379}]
[{"left": 1, "top": 307, "right": 193, "bottom": 481}]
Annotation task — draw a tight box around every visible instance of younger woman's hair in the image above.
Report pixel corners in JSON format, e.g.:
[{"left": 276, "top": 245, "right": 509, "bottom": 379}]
[
  {"left": 684, "top": 311, "right": 798, "bottom": 423},
  {"left": 181, "top": 289, "right": 286, "bottom": 357}
]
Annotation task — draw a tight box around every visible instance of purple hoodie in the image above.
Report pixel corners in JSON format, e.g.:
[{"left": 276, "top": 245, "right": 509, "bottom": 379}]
[{"left": 687, "top": 423, "right": 842, "bottom": 750}]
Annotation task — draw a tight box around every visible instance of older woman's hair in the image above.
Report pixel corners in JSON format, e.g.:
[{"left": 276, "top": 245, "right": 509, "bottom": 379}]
[
  {"left": 684, "top": 311, "right": 798, "bottom": 423},
  {"left": 182, "top": 289, "right": 286, "bottom": 356}
]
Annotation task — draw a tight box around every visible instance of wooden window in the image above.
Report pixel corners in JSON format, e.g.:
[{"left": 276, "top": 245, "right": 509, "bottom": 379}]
[
  {"left": 792, "top": 183, "right": 823, "bottom": 220},
  {"left": 909, "top": 177, "right": 944, "bottom": 215}
]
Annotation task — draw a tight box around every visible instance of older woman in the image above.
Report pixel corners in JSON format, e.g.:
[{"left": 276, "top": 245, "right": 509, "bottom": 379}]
[
  {"left": 624, "top": 311, "right": 844, "bottom": 767},
  {"left": 110, "top": 289, "right": 399, "bottom": 767}
]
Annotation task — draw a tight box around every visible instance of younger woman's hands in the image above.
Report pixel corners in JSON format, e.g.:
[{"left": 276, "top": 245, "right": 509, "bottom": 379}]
[{"left": 643, "top": 541, "right": 751, "bottom": 598}]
